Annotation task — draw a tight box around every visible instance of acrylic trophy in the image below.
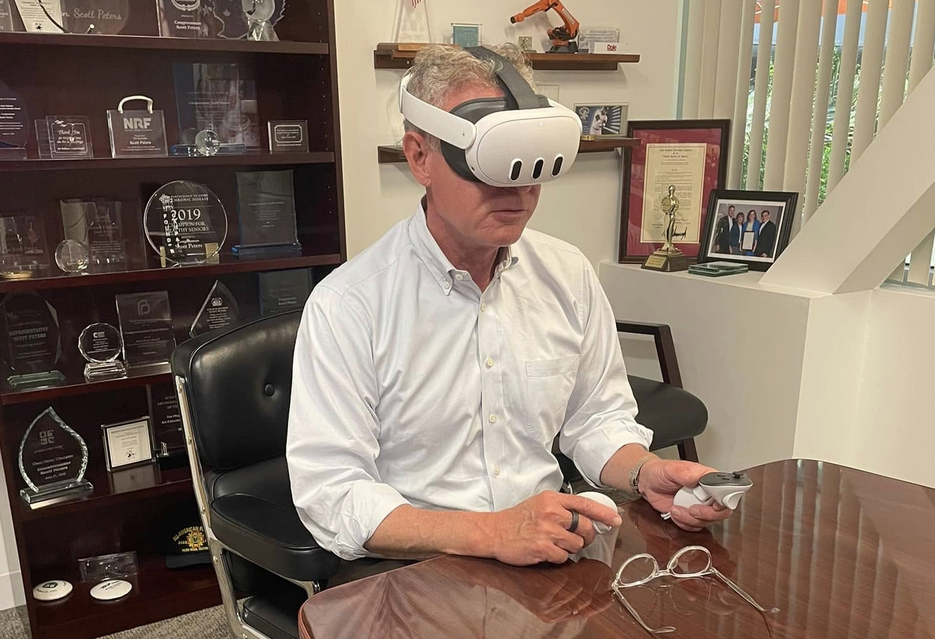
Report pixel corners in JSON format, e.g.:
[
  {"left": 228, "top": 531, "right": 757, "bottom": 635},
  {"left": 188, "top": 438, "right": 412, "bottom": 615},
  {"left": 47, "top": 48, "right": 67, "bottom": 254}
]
[
  {"left": 143, "top": 181, "right": 228, "bottom": 267},
  {"left": 394, "top": 0, "right": 432, "bottom": 43},
  {"left": 190, "top": 280, "right": 240, "bottom": 337},
  {"left": 0, "top": 80, "right": 29, "bottom": 160},
  {"left": 78, "top": 322, "right": 126, "bottom": 380},
  {"left": 0, "top": 292, "right": 65, "bottom": 389},
  {"left": 19, "top": 407, "right": 93, "bottom": 507}
]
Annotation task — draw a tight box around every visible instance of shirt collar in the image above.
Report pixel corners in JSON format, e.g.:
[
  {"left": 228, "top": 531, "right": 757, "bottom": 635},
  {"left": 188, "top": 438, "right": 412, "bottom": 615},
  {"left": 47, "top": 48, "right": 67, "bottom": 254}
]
[{"left": 409, "top": 199, "right": 519, "bottom": 296}]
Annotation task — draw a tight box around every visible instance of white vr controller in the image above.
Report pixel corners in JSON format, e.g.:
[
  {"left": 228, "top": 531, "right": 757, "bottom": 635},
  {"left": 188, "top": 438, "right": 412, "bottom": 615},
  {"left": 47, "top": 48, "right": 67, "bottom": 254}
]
[{"left": 668, "top": 472, "right": 753, "bottom": 518}]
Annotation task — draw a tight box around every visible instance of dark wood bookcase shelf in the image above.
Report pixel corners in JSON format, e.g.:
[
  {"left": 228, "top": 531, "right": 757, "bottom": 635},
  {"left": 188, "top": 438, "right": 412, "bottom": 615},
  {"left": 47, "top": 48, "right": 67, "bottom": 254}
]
[
  {"left": 377, "top": 138, "right": 641, "bottom": 163},
  {"left": 374, "top": 43, "right": 640, "bottom": 71},
  {"left": 0, "top": 2, "right": 344, "bottom": 638}
]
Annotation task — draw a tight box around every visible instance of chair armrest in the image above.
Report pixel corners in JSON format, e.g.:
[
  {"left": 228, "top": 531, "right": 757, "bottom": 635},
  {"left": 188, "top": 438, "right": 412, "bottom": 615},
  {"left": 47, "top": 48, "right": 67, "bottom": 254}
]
[{"left": 615, "top": 321, "right": 683, "bottom": 389}]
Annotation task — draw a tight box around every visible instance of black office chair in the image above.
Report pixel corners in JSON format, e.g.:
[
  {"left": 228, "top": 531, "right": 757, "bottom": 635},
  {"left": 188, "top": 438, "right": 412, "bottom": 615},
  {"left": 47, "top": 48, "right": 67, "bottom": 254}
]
[
  {"left": 172, "top": 310, "right": 339, "bottom": 639},
  {"left": 556, "top": 321, "right": 707, "bottom": 486}
]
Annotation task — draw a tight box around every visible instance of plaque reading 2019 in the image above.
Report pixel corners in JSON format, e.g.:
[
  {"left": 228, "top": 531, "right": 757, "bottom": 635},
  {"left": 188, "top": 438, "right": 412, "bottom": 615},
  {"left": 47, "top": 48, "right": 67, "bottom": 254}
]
[{"left": 143, "top": 180, "right": 228, "bottom": 266}]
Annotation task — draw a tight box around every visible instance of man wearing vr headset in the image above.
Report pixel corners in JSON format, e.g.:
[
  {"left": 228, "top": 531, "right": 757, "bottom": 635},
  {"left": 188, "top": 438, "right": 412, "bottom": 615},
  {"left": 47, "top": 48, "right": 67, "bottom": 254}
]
[{"left": 288, "top": 45, "right": 732, "bottom": 575}]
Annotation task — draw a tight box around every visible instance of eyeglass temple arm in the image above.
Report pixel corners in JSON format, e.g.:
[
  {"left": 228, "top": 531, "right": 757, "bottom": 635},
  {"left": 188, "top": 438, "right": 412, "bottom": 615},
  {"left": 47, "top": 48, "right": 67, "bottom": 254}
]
[
  {"left": 710, "top": 568, "right": 779, "bottom": 614},
  {"left": 613, "top": 587, "right": 676, "bottom": 635}
]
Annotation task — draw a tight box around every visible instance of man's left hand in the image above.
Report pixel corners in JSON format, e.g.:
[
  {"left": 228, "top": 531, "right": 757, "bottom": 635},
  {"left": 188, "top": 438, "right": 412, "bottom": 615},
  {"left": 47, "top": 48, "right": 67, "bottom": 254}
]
[{"left": 638, "top": 459, "right": 732, "bottom": 532}]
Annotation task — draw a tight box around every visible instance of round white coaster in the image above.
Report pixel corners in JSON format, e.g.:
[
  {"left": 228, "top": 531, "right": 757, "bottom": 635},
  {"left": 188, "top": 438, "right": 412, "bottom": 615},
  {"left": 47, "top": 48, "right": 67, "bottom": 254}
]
[
  {"left": 32, "top": 580, "right": 73, "bottom": 602},
  {"left": 90, "top": 579, "right": 132, "bottom": 601}
]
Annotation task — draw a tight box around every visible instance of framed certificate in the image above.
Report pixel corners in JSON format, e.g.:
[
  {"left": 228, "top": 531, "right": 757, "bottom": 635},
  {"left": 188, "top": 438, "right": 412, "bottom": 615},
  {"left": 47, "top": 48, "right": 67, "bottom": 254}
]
[
  {"left": 619, "top": 120, "right": 730, "bottom": 263},
  {"left": 102, "top": 417, "right": 155, "bottom": 471}
]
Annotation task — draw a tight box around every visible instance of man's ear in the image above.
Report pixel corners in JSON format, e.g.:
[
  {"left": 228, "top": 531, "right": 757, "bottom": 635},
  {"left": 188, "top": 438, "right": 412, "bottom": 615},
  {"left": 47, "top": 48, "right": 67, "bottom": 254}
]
[{"left": 402, "top": 130, "right": 433, "bottom": 188}]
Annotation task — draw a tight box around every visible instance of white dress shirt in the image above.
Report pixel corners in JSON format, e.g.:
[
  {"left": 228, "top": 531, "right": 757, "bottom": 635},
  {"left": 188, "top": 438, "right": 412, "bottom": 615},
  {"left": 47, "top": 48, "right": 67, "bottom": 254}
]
[{"left": 287, "top": 203, "right": 652, "bottom": 561}]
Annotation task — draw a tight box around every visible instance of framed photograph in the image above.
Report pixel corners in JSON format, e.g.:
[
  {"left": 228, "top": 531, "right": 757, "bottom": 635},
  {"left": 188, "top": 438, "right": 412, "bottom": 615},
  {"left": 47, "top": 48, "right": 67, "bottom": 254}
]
[
  {"left": 619, "top": 119, "right": 730, "bottom": 263},
  {"left": 574, "top": 104, "right": 628, "bottom": 137},
  {"left": 451, "top": 23, "right": 481, "bottom": 48},
  {"left": 698, "top": 190, "right": 799, "bottom": 271},
  {"left": 102, "top": 417, "right": 155, "bottom": 471}
]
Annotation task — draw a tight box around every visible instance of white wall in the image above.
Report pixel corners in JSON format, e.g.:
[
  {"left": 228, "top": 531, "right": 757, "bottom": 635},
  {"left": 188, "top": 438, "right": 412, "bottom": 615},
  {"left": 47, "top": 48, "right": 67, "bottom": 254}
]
[{"left": 333, "top": 0, "right": 683, "bottom": 263}]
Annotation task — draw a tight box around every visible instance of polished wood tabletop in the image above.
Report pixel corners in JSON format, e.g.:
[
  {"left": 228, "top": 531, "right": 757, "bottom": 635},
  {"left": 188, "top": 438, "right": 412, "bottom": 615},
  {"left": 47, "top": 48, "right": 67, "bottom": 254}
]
[{"left": 300, "top": 460, "right": 935, "bottom": 638}]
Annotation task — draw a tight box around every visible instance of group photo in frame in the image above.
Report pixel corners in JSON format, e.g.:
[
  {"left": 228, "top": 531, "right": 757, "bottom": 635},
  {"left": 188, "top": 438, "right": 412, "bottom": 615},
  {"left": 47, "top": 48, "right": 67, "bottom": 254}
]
[
  {"left": 698, "top": 190, "right": 799, "bottom": 271},
  {"left": 619, "top": 119, "right": 730, "bottom": 263}
]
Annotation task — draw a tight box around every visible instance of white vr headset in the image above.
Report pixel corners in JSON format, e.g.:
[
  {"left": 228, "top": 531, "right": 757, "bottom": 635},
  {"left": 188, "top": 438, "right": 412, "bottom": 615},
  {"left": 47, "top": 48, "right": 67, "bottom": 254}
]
[{"left": 399, "top": 47, "right": 581, "bottom": 188}]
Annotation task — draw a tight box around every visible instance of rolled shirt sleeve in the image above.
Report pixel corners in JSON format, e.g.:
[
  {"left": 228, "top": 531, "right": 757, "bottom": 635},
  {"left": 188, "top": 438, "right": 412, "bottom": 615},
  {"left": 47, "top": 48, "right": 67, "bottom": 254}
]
[
  {"left": 287, "top": 286, "right": 410, "bottom": 561},
  {"left": 559, "top": 261, "right": 653, "bottom": 488}
]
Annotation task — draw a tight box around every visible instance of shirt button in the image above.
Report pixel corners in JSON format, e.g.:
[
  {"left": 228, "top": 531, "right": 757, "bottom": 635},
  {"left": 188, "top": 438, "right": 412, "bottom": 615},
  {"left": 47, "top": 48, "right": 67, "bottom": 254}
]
[
  {"left": 485, "top": 357, "right": 494, "bottom": 368},
  {"left": 494, "top": 466, "right": 501, "bottom": 476},
  {"left": 443, "top": 280, "right": 451, "bottom": 290},
  {"left": 489, "top": 414, "right": 497, "bottom": 424},
  {"left": 480, "top": 303, "right": 487, "bottom": 312},
  {"left": 455, "top": 273, "right": 464, "bottom": 281}
]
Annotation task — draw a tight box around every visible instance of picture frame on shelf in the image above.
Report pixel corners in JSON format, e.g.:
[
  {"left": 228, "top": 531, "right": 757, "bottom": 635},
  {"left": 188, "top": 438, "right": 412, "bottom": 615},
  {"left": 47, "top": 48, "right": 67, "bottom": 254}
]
[
  {"left": 619, "top": 119, "right": 730, "bottom": 264},
  {"left": 574, "top": 103, "right": 628, "bottom": 138},
  {"left": 698, "top": 189, "right": 798, "bottom": 272}
]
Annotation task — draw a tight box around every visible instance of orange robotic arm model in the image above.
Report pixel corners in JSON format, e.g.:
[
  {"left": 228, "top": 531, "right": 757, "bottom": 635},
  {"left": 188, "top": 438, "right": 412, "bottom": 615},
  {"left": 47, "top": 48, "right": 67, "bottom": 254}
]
[{"left": 510, "top": 0, "right": 580, "bottom": 53}]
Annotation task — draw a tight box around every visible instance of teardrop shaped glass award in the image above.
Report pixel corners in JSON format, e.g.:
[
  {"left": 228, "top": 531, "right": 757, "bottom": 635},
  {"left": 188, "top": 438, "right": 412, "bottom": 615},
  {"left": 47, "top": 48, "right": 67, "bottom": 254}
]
[{"left": 19, "top": 407, "right": 93, "bottom": 507}]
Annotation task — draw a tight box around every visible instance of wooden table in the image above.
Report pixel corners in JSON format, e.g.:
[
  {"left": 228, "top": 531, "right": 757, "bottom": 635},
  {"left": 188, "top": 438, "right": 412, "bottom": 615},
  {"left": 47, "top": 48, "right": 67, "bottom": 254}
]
[{"left": 300, "top": 460, "right": 935, "bottom": 638}]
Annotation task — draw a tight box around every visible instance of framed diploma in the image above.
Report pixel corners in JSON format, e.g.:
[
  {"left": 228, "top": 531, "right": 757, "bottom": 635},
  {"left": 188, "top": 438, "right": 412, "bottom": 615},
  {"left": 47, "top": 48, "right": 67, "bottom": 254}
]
[{"left": 619, "top": 119, "right": 729, "bottom": 263}]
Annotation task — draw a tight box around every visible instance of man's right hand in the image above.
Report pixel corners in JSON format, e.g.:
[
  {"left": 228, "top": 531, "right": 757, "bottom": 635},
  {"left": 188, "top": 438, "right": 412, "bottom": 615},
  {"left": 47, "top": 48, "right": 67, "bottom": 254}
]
[{"left": 486, "top": 491, "right": 622, "bottom": 566}]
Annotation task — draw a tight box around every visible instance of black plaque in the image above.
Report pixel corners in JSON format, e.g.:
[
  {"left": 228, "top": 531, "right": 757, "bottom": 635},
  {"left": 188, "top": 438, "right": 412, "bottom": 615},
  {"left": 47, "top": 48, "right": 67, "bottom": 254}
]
[
  {"left": 115, "top": 291, "right": 176, "bottom": 368},
  {"left": 18, "top": 407, "right": 92, "bottom": 505},
  {"left": 234, "top": 170, "right": 300, "bottom": 254},
  {"left": 259, "top": 269, "right": 312, "bottom": 316},
  {"left": 190, "top": 280, "right": 240, "bottom": 337},
  {"left": 268, "top": 120, "right": 309, "bottom": 153},
  {"left": 147, "top": 382, "right": 186, "bottom": 458},
  {"left": 0, "top": 292, "right": 64, "bottom": 387},
  {"left": 0, "top": 80, "right": 28, "bottom": 160}
]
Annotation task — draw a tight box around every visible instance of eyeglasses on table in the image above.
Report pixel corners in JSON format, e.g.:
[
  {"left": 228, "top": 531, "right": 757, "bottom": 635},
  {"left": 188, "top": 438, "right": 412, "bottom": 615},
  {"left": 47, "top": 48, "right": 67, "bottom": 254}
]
[{"left": 611, "top": 545, "right": 779, "bottom": 635}]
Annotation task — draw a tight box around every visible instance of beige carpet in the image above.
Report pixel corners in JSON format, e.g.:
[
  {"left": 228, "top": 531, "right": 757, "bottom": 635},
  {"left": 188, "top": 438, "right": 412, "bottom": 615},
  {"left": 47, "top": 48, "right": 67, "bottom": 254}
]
[{"left": 0, "top": 605, "right": 234, "bottom": 639}]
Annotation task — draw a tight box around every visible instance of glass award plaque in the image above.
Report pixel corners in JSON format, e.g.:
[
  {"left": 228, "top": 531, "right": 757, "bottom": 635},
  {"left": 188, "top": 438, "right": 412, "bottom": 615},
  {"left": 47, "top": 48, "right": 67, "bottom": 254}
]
[
  {"left": 190, "top": 280, "right": 240, "bottom": 338},
  {"left": 204, "top": 0, "right": 283, "bottom": 39},
  {"left": 233, "top": 170, "right": 301, "bottom": 258},
  {"left": 259, "top": 268, "right": 312, "bottom": 316},
  {"left": 60, "top": 199, "right": 131, "bottom": 272},
  {"left": 0, "top": 80, "right": 29, "bottom": 160},
  {"left": 19, "top": 407, "right": 92, "bottom": 507},
  {"left": 173, "top": 63, "right": 261, "bottom": 151},
  {"left": 147, "top": 382, "right": 185, "bottom": 458},
  {"left": 0, "top": 293, "right": 65, "bottom": 389},
  {"left": 115, "top": 291, "right": 176, "bottom": 369},
  {"left": 79, "top": 322, "right": 126, "bottom": 380},
  {"left": 45, "top": 116, "right": 94, "bottom": 159},
  {"left": 0, "top": 215, "right": 50, "bottom": 279},
  {"left": 242, "top": 0, "right": 278, "bottom": 41},
  {"left": 107, "top": 96, "right": 168, "bottom": 158},
  {"left": 268, "top": 120, "right": 308, "bottom": 153},
  {"left": 61, "top": 0, "right": 130, "bottom": 34},
  {"left": 394, "top": 0, "right": 432, "bottom": 43},
  {"left": 156, "top": 0, "right": 205, "bottom": 38},
  {"left": 0, "top": 0, "right": 16, "bottom": 32},
  {"left": 13, "top": 0, "right": 64, "bottom": 32},
  {"left": 143, "top": 181, "right": 228, "bottom": 266}
]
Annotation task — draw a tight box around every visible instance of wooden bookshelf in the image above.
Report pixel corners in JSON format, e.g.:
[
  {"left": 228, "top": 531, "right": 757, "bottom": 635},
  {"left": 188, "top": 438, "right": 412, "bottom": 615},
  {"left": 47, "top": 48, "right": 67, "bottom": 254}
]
[
  {"left": 374, "top": 42, "right": 640, "bottom": 71},
  {"left": 377, "top": 138, "right": 641, "bottom": 164},
  {"left": 0, "top": 1, "right": 345, "bottom": 637}
]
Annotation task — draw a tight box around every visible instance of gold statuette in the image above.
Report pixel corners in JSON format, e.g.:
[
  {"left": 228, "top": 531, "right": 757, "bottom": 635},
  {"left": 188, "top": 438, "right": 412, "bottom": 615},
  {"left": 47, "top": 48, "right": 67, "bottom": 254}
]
[{"left": 642, "top": 184, "right": 689, "bottom": 272}]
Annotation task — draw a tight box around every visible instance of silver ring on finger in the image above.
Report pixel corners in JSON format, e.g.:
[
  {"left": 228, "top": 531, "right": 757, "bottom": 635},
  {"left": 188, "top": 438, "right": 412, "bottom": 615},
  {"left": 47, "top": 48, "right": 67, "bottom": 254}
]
[{"left": 567, "top": 511, "right": 579, "bottom": 533}]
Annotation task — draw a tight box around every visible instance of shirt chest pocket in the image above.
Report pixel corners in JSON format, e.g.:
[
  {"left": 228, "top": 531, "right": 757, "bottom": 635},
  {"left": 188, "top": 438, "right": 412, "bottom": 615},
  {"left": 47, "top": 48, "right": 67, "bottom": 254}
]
[{"left": 524, "top": 355, "right": 579, "bottom": 443}]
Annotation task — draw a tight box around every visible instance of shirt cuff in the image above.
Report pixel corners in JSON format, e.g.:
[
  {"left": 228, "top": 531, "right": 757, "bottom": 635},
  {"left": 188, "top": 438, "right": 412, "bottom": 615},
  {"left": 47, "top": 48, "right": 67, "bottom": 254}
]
[
  {"left": 331, "top": 482, "right": 411, "bottom": 561},
  {"left": 572, "top": 423, "right": 653, "bottom": 489}
]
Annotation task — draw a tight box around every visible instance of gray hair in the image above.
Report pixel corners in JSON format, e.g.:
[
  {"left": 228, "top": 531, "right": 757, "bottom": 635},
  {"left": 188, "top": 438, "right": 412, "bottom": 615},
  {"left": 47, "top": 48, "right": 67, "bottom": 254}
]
[{"left": 403, "top": 44, "right": 538, "bottom": 148}]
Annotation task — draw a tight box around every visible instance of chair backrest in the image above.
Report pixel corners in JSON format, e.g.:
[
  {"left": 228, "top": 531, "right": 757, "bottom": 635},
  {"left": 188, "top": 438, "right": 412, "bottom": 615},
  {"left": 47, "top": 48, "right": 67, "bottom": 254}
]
[{"left": 172, "top": 311, "right": 302, "bottom": 472}]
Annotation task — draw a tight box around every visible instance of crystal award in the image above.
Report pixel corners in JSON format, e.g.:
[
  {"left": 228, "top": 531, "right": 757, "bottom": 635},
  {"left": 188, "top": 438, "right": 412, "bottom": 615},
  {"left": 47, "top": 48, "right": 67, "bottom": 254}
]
[
  {"left": 147, "top": 382, "right": 185, "bottom": 458},
  {"left": 173, "top": 63, "right": 260, "bottom": 152},
  {"left": 242, "top": 0, "right": 278, "bottom": 41},
  {"left": 394, "top": 0, "right": 432, "bottom": 43},
  {"left": 60, "top": 199, "right": 130, "bottom": 272},
  {"left": 190, "top": 280, "right": 240, "bottom": 338},
  {"left": 233, "top": 170, "right": 301, "bottom": 258},
  {"left": 143, "top": 181, "right": 228, "bottom": 266},
  {"left": 60, "top": 0, "right": 130, "bottom": 34},
  {"left": 259, "top": 268, "right": 312, "bottom": 316},
  {"left": 19, "top": 407, "right": 93, "bottom": 507},
  {"left": 107, "top": 96, "right": 168, "bottom": 158},
  {"left": 54, "top": 239, "right": 90, "bottom": 273},
  {"left": 115, "top": 291, "right": 176, "bottom": 369},
  {"left": 0, "top": 0, "right": 15, "bottom": 31},
  {"left": 0, "top": 80, "right": 29, "bottom": 160},
  {"left": 78, "top": 322, "right": 126, "bottom": 380},
  {"left": 46, "top": 116, "right": 94, "bottom": 159},
  {"left": 0, "top": 293, "right": 65, "bottom": 389},
  {"left": 0, "top": 215, "right": 50, "bottom": 279}
]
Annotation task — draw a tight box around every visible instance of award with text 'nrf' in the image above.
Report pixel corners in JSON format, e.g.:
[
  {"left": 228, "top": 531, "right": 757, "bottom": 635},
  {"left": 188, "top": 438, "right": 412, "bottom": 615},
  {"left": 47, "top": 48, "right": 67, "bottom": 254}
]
[
  {"left": 233, "top": 170, "right": 301, "bottom": 258},
  {"left": 0, "top": 293, "right": 65, "bottom": 389},
  {"left": 144, "top": 181, "right": 227, "bottom": 266},
  {"left": 190, "top": 280, "right": 240, "bottom": 338},
  {"left": 19, "top": 407, "right": 92, "bottom": 507},
  {"left": 115, "top": 291, "right": 176, "bottom": 369},
  {"left": 107, "top": 96, "right": 168, "bottom": 158}
]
